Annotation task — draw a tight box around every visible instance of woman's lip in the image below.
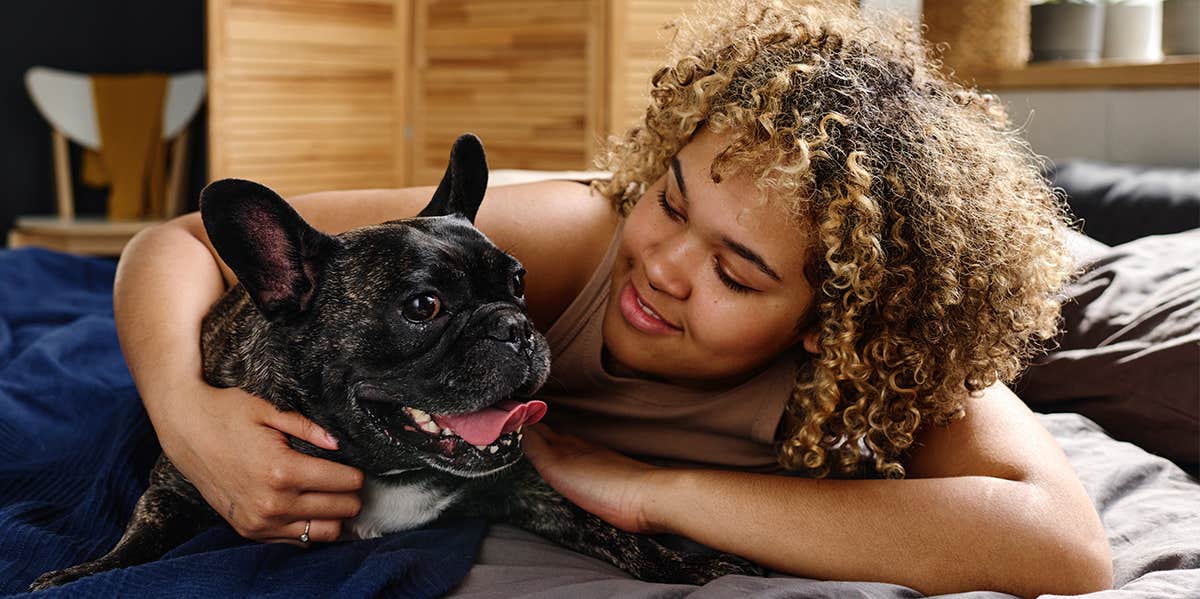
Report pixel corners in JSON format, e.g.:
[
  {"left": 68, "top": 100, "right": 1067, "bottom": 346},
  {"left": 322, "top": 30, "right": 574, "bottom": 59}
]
[{"left": 619, "top": 280, "right": 681, "bottom": 335}]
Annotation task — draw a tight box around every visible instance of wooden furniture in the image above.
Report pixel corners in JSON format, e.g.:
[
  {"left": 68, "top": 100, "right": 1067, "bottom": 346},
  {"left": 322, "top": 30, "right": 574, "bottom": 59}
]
[
  {"left": 206, "top": 0, "right": 700, "bottom": 195},
  {"left": 919, "top": 0, "right": 1199, "bottom": 167},
  {"left": 923, "top": 0, "right": 1030, "bottom": 75},
  {"left": 962, "top": 55, "right": 1200, "bottom": 90},
  {"left": 6, "top": 218, "right": 163, "bottom": 257},
  {"left": 206, "top": 0, "right": 410, "bottom": 197},
  {"left": 10, "top": 68, "right": 206, "bottom": 256},
  {"left": 922, "top": 0, "right": 1200, "bottom": 91}
]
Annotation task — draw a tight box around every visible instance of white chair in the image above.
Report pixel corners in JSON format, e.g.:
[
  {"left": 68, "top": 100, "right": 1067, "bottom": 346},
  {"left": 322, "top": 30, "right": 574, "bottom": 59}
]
[{"left": 11, "top": 67, "right": 205, "bottom": 255}]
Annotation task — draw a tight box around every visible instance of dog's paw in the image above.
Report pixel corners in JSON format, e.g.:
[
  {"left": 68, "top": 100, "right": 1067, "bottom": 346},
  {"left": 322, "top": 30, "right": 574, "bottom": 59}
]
[
  {"left": 28, "top": 564, "right": 94, "bottom": 591},
  {"left": 627, "top": 550, "right": 765, "bottom": 585},
  {"left": 29, "top": 570, "right": 70, "bottom": 591},
  {"left": 668, "top": 552, "right": 765, "bottom": 585},
  {"left": 707, "top": 552, "right": 766, "bottom": 578}
]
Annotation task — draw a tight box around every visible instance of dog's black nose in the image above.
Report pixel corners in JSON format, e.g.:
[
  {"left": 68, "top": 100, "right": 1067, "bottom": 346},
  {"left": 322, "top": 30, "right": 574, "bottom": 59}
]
[{"left": 485, "top": 312, "right": 528, "bottom": 345}]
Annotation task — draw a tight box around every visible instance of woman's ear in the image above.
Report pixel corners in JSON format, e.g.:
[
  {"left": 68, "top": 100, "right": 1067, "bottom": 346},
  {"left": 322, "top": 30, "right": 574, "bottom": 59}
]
[{"left": 801, "top": 329, "right": 820, "bottom": 355}]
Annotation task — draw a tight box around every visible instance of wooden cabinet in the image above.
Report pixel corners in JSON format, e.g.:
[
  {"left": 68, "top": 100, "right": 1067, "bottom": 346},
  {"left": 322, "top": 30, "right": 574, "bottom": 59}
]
[
  {"left": 207, "top": 0, "right": 698, "bottom": 195},
  {"left": 207, "top": 0, "right": 410, "bottom": 197},
  {"left": 410, "top": 0, "right": 606, "bottom": 185}
]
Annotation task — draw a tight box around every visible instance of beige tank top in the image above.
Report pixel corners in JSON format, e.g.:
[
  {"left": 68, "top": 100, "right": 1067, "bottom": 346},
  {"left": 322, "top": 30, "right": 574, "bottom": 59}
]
[{"left": 536, "top": 220, "right": 804, "bottom": 472}]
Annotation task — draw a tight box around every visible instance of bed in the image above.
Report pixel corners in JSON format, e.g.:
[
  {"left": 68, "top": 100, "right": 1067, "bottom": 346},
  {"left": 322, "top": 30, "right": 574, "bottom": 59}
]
[{"left": 1, "top": 162, "right": 1197, "bottom": 598}]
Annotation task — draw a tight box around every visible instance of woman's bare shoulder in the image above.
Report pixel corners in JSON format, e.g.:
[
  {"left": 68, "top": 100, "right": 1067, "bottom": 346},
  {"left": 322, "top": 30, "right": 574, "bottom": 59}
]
[
  {"left": 476, "top": 180, "right": 620, "bottom": 330},
  {"left": 905, "top": 382, "right": 1069, "bottom": 483}
]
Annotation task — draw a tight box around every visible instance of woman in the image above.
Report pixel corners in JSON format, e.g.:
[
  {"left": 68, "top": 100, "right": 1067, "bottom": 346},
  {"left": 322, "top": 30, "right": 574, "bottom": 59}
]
[{"left": 112, "top": 1, "right": 1111, "bottom": 596}]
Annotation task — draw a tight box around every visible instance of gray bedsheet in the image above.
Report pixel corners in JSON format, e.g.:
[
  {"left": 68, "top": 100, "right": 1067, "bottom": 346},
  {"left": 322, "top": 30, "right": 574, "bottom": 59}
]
[{"left": 446, "top": 413, "right": 1200, "bottom": 598}]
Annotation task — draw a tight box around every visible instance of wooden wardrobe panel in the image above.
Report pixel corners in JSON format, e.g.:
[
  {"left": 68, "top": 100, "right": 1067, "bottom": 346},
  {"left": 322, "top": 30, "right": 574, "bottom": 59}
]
[
  {"left": 411, "top": 0, "right": 604, "bottom": 186},
  {"left": 208, "top": 0, "right": 411, "bottom": 198},
  {"left": 208, "top": 0, "right": 710, "bottom": 194},
  {"left": 607, "top": 0, "right": 698, "bottom": 136}
]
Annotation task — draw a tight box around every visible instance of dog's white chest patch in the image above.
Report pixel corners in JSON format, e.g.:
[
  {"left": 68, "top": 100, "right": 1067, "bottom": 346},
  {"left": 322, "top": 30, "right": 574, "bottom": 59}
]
[{"left": 349, "top": 478, "right": 461, "bottom": 540}]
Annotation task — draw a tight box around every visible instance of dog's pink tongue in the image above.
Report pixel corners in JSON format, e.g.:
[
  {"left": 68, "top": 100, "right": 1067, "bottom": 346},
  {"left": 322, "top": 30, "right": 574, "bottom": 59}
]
[{"left": 433, "top": 399, "right": 546, "bottom": 446}]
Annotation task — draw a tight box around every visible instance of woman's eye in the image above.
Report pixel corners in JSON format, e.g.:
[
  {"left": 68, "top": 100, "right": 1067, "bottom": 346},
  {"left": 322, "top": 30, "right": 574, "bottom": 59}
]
[
  {"left": 511, "top": 271, "right": 526, "bottom": 298},
  {"left": 401, "top": 293, "right": 441, "bottom": 322},
  {"left": 713, "top": 258, "right": 755, "bottom": 294},
  {"left": 657, "top": 189, "right": 684, "bottom": 222}
]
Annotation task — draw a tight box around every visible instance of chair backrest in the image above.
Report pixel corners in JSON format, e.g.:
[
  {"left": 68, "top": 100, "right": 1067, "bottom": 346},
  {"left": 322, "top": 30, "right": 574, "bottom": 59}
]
[{"left": 25, "top": 67, "right": 206, "bottom": 150}]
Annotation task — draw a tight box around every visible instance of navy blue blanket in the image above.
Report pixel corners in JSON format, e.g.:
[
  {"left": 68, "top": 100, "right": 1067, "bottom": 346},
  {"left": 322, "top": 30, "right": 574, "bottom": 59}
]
[{"left": 0, "top": 248, "right": 485, "bottom": 598}]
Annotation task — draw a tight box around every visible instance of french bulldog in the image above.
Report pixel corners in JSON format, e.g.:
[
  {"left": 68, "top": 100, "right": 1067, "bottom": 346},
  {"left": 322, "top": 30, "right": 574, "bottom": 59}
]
[{"left": 31, "top": 134, "right": 762, "bottom": 590}]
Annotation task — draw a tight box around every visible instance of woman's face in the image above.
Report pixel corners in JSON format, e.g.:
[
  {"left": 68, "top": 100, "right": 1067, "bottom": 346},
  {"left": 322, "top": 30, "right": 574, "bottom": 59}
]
[{"left": 602, "top": 128, "right": 819, "bottom": 386}]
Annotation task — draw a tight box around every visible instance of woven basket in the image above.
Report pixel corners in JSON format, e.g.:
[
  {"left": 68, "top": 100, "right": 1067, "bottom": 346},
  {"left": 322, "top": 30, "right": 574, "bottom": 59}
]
[{"left": 923, "top": 0, "right": 1030, "bottom": 77}]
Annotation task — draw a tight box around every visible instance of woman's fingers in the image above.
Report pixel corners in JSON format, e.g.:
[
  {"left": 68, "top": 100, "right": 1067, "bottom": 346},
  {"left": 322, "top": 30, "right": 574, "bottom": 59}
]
[
  {"left": 523, "top": 423, "right": 588, "bottom": 459},
  {"left": 267, "top": 452, "right": 365, "bottom": 494},
  {"left": 262, "top": 405, "right": 339, "bottom": 451},
  {"left": 529, "top": 422, "right": 559, "bottom": 439},
  {"left": 162, "top": 387, "right": 365, "bottom": 544},
  {"left": 244, "top": 487, "right": 363, "bottom": 524},
  {"left": 520, "top": 424, "right": 551, "bottom": 461},
  {"left": 290, "top": 491, "right": 363, "bottom": 521},
  {"left": 237, "top": 490, "right": 360, "bottom": 542},
  {"left": 261, "top": 518, "right": 345, "bottom": 545},
  {"left": 253, "top": 402, "right": 364, "bottom": 493}
]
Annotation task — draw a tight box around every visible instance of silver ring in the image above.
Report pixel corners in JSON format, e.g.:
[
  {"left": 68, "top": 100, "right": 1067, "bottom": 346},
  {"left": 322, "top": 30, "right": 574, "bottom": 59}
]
[{"left": 299, "top": 519, "right": 311, "bottom": 543}]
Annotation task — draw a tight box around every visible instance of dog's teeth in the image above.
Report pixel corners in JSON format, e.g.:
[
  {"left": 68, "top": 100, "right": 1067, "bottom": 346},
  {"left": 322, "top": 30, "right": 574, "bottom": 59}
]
[
  {"left": 489, "top": 445, "right": 499, "bottom": 454},
  {"left": 501, "top": 438, "right": 511, "bottom": 445},
  {"left": 441, "top": 428, "right": 454, "bottom": 436},
  {"left": 410, "top": 409, "right": 431, "bottom": 423},
  {"left": 421, "top": 421, "right": 440, "bottom": 434},
  {"left": 517, "top": 433, "right": 523, "bottom": 442},
  {"left": 472, "top": 443, "right": 488, "bottom": 450}
]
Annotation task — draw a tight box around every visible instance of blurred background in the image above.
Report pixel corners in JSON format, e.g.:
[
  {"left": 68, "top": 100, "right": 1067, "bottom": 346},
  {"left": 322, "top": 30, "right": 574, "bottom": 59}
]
[{"left": 1, "top": 0, "right": 1197, "bottom": 254}]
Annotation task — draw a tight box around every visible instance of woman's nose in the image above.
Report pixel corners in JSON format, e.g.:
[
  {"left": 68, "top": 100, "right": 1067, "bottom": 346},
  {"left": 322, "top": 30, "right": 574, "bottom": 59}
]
[{"left": 644, "top": 234, "right": 696, "bottom": 299}]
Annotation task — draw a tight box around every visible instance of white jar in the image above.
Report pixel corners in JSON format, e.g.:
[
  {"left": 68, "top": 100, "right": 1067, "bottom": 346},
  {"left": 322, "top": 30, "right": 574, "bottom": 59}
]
[{"left": 1104, "top": 2, "right": 1163, "bottom": 60}]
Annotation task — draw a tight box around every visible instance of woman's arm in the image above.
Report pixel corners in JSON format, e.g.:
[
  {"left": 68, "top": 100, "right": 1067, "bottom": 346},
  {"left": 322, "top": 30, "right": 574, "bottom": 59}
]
[
  {"left": 522, "top": 383, "right": 1112, "bottom": 598},
  {"left": 114, "top": 179, "right": 613, "bottom": 542},
  {"left": 114, "top": 212, "right": 366, "bottom": 543}
]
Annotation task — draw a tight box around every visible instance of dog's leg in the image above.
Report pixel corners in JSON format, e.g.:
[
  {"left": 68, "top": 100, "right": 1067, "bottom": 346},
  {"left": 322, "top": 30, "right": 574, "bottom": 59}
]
[
  {"left": 30, "top": 456, "right": 218, "bottom": 591},
  {"left": 484, "top": 463, "right": 764, "bottom": 585}
]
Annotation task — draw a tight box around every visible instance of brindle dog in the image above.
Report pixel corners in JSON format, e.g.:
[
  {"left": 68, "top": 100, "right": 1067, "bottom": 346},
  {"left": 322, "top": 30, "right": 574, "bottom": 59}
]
[{"left": 31, "top": 134, "right": 762, "bottom": 590}]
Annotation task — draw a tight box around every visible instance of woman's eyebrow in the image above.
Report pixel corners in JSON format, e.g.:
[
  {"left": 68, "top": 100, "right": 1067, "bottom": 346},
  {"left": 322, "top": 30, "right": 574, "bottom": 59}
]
[
  {"left": 722, "top": 237, "right": 782, "bottom": 282},
  {"left": 672, "top": 155, "right": 781, "bottom": 282},
  {"left": 670, "top": 156, "right": 688, "bottom": 200}
]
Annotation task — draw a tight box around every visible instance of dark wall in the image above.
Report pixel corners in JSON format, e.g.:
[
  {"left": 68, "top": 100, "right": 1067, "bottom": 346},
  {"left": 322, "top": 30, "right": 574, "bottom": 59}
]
[{"left": 0, "top": 1, "right": 206, "bottom": 245}]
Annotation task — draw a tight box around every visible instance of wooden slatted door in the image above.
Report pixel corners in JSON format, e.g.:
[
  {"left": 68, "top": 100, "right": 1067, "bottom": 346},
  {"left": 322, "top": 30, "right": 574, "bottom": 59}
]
[
  {"left": 208, "top": 0, "right": 709, "bottom": 192},
  {"left": 606, "top": 0, "right": 698, "bottom": 137},
  {"left": 207, "top": 0, "right": 411, "bottom": 198},
  {"left": 411, "top": 0, "right": 608, "bottom": 186}
]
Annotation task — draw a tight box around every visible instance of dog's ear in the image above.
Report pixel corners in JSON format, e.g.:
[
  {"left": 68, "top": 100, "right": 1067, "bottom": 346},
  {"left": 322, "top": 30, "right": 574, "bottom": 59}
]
[
  {"left": 418, "top": 133, "right": 488, "bottom": 224},
  {"left": 200, "top": 178, "right": 337, "bottom": 323}
]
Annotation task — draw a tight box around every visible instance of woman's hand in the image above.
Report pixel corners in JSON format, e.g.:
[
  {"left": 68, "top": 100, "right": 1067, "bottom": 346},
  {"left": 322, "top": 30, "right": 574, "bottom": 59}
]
[
  {"left": 113, "top": 220, "right": 364, "bottom": 545},
  {"left": 520, "top": 424, "right": 663, "bottom": 534},
  {"left": 154, "top": 384, "right": 364, "bottom": 544}
]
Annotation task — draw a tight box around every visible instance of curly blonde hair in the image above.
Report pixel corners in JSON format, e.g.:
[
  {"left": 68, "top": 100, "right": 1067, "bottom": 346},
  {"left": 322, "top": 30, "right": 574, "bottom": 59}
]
[{"left": 594, "top": 0, "right": 1074, "bottom": 478}]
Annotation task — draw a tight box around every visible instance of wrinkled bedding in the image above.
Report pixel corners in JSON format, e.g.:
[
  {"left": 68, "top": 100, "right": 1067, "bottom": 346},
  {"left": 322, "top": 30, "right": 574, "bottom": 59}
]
[
  {"left": 445, "top": 413, "right": 1200, "bottom": 598},
  {"left": 2, "top": 239, "right": 1197, "bottom": 598},
  {"left": 1017, "top": 230, "right": 1200, "bottom": 475}
]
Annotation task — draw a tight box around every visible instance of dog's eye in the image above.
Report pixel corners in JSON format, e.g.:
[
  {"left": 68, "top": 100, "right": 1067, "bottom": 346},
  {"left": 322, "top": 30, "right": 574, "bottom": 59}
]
[
  {"left": 511, "top": 271, "right": 525, "bottom": 298},
  {"left": 401, "top": 293, "right": 441, "bottom": 322}
]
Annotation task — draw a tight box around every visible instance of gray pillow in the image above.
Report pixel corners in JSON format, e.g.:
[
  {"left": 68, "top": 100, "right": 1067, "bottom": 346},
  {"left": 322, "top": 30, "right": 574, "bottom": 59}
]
[
  {"left": 1050, "top": 160, "right": 1200, "bottom": 246},
  {"left": 1015, "top": 229, "right": 1200, "bottom": 477}
]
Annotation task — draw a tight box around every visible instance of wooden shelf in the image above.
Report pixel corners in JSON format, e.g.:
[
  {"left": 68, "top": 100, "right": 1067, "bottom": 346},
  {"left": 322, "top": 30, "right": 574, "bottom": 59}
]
[
  {"left": 7, "top": 216, "right": 163, "bottom": 256},
  {"left": 964, "top": 55, "right": 1200, "bottom": 90}
]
